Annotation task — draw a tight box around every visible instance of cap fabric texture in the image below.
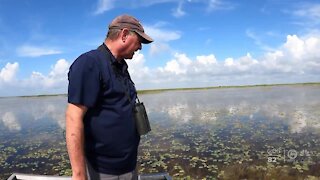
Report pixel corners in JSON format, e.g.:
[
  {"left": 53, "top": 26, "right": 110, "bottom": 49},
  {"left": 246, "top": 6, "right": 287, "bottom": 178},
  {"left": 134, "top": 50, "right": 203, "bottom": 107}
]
[{"left": 109, "top": 14, "right": 153, "bottom": 44}]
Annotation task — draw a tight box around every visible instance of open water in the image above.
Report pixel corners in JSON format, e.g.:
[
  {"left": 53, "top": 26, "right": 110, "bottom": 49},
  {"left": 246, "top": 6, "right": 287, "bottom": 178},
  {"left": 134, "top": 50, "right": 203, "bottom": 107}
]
[{"left": 0, "top": 85, "right": 320, "bottom": 179}]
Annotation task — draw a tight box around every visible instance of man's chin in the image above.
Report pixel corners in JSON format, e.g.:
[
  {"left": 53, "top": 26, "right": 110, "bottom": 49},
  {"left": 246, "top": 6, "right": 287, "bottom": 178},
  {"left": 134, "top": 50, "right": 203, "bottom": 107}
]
[
  {"left": 125, "top": 55, "right": 134, "bottom": 60},
  {"left": 127, "top": 53, "right": 135, "bottom": 59}
]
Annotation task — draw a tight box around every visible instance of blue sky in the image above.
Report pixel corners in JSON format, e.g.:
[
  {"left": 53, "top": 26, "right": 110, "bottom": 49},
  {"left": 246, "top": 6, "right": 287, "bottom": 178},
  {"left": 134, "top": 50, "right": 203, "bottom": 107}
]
[{"left": 0, "top": 0, "right": 320, "bottom": 96}]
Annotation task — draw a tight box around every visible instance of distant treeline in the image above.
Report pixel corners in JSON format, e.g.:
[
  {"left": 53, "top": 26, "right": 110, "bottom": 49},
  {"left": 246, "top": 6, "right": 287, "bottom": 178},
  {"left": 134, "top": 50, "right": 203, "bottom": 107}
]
[{"left": 137, "top": 82, "right": 320, "bottom": 94}]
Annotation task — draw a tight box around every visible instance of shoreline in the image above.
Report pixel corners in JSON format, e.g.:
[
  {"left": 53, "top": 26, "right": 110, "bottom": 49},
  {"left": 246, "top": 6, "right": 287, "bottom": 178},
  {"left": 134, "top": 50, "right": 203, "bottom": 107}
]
[
  {"left": 137, "top": 82, "right": 320, "bottom": 94},
  {"left": 1, "top": 82, "right": 320, "bottom": 98}
]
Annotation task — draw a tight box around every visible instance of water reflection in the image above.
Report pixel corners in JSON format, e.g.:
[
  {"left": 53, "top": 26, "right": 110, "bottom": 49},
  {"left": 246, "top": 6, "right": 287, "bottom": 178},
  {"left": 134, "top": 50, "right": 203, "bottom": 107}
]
[
  {"left": 0, "top": 95, "right": 69, "bottom": 179},
  {"left": 0, "top": 85, "right": 320, "bottom": 179},
  {"left": 2, "top": 112, "right": 21, "bottom": 132},
  {"left": 0, "top": 95, "right": 67, "bottom": 133},
  {"left": 137, "top": 85, "right": 320, "bottom": 179},
  {"left": 143, "top": 86, "right": 320, "bottom": 134}
]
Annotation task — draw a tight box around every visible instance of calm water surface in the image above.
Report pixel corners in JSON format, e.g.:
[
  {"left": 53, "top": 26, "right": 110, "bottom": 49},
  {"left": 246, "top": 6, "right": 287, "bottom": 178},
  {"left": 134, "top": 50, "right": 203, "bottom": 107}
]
[{"left": 0, "top": 85, "right": 320, "bottom": 179}]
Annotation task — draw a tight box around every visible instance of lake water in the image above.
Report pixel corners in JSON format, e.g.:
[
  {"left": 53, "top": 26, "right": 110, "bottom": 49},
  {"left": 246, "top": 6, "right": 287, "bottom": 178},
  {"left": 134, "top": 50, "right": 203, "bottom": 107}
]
[{"left": 1, "top": 85, "right": 320, "bottom": 179}]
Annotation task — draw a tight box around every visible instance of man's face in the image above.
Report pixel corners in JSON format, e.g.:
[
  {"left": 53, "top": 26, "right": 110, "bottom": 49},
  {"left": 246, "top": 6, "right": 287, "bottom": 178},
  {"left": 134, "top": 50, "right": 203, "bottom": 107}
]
[{"left": 122, "top": 31, "right": 142, "bottom": 59}]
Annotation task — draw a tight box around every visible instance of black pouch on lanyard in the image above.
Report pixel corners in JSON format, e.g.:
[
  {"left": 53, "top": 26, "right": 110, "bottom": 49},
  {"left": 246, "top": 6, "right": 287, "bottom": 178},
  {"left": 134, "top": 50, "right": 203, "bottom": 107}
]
[
  {"left": 97, "top": 44, "right": 151, "bottom": 136},
  {"left": 134, "top": 97, "right": 151, "bottom": 135}
]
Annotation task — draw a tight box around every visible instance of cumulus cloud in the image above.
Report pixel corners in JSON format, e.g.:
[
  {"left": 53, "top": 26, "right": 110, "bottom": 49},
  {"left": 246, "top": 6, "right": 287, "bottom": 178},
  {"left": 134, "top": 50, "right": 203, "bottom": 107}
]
[
  {"left": 163, "top": 53, "right": 192, "bottom": 74},
  {"left": 17, "top": 45, "right": 62, "bottom": 57},
  {"left": 283, "top": 35, "right": 320, "bottom": 59},
  {"left": 260, "top": 35, "right": 320, "bottom": 76},
  {"left": 0, "top": 62, "right": 18, "bottom": 83},
  {"left": 0, "top": 59, "right": 70, "bottom": 96},
  {"left": 24, "top": 59, "right": 70, "bottom": 88},
  {"left": 1, "top": 34, "right": 320, "bottom": 96},
  {"left": 127, "top": 51, "right": 151, "bottom": 80},
  {"left": 128, "top": 34, "right": 320, "bottom": 90}
]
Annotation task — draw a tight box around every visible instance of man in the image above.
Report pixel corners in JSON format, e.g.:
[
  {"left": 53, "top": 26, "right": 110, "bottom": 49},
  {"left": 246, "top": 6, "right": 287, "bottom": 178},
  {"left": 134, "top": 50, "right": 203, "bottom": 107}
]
[{"left": 65, "top": 14, "right": 153, "bottom": 180}]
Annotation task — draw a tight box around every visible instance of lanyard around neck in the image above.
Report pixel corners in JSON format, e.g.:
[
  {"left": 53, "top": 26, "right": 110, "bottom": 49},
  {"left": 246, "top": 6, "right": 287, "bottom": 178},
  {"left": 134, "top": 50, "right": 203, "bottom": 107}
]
[{"left": 98, "top": 44, "right": 136, "bottom": 103}]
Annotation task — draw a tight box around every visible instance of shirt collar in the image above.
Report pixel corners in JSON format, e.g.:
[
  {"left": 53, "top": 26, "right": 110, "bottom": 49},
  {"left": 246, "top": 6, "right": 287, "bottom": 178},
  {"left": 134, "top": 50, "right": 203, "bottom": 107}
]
[{"left": 102, "top": 43, "right": 128, "bottom": 72}]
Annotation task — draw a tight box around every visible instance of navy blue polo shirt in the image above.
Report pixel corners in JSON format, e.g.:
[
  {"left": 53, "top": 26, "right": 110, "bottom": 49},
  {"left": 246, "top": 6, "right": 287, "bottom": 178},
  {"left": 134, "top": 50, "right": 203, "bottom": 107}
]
[{"left": 67, "top": 44, "right": 140, "bottom": 175}]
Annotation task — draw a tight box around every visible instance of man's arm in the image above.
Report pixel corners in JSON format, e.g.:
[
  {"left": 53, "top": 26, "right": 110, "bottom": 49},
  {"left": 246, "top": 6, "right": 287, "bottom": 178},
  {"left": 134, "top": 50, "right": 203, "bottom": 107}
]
[{"left": 65, "top": 103, "right": 88, "bottom": 180}]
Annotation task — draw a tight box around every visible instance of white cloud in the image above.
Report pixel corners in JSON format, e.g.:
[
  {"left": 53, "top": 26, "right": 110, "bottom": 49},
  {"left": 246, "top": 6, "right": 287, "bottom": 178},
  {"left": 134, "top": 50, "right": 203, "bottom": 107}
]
[
  {"left": 17, "top": 45, "right": 62, "bottom": 57},
  {"left": 93, "top": 0, "right": 115, "bottom": 15},
  {"left": 144, "top": 25, "right": 181, "bottom": 55},
  {"left": 149, "top": 42, "right": 171, "bottom": 56},
  {"left": 163, "top": 53, "right": 192, "bottom": 75},
  {"left": 146, "top": 26, "right": 181, "bottom": 42},
  {"left": 207, "top": 0, "right": 236, "bottom": 12},
  {"left": 289, "top": 3, "right": 320, "bottom": 27},
  {"left": 0, "top": 62, "right": 18, "bottom": 83},
  {"left": 196, "top": 54, "right": 217, "bottom": 65},
  {"left": 258, "top": 34, "right": 320, "bottom": 76},
  {"left": 283, "top": 35, "right": 305, "bottom": 59},
  {"left": 246, "top": 29, "right": 274, "bottom": 51},
  {"left": 283, "top": 35, "right": 320, "bottom": 60},
  {"left": 127, "top": 51, "right": 150, "bottom": 80},
  {"left": 93, "top": 0, "right": 179, "bottom": 14},
  {"left": 224, "top": 53, "right": 258, "bottom": 72},
  {"left": 0, "top": 59, "right": 70, "bottom": 96},
  {"left": 92, "top": 0, "right": 234, "bottom": 16},
  {"left": 1, "top": 34, "right": 320, "bottom": 96},
  {"left": 172, "top": 1, "right": 186, "bottom": 18},
  {"left": 49, "top": 59, "right": 70, "bottom": 78},
  {"left": 293, "top": 4, "right": 320, "bottom": 21},
  {"left": 25, "top": 59, "right": 70, "bottom": 88},
  {"left": 128, "top": 34, "right": 320, "bottom": 90}
]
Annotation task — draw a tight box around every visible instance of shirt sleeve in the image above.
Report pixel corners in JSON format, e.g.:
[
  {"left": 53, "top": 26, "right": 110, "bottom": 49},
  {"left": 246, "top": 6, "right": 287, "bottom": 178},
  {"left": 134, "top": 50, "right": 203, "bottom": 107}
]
[{"left": 67, "top": 53, "right": 101, "bottom": 108}]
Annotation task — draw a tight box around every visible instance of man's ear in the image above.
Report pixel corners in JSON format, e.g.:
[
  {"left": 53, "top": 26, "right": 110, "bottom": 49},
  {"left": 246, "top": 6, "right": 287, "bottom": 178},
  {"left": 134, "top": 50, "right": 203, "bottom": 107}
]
[{"left": 121, "top": 28, "right": 130, "bottom": 42}]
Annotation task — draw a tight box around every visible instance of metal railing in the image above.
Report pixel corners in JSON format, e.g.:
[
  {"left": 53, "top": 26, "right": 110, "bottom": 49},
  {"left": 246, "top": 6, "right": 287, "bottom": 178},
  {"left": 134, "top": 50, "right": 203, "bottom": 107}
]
[{"left": 8, "top": 172, "right": 172, "bottom": 180}]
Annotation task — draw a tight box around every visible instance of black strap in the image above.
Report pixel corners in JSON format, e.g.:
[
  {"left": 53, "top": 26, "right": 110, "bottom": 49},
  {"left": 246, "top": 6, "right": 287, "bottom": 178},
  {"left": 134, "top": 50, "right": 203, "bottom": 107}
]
[{"left": 97, "top": 44, "right": 137, "bottom": 103}]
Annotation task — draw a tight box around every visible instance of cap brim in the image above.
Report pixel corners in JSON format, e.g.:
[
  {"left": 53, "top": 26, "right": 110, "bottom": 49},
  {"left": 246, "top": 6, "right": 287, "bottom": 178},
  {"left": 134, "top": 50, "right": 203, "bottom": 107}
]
[{"left": 135, "top": 31, "right": 153, "bottom": 44}]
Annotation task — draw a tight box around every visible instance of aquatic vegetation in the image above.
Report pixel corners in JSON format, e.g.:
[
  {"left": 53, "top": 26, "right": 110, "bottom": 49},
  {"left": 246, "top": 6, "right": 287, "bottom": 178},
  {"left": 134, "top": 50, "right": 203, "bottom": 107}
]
[
  {"left": 136, "top": 114, "right": 320, "bottom": 179},
  {"left": 0, "top": 129, "right": 71, "bottom": 179}
]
